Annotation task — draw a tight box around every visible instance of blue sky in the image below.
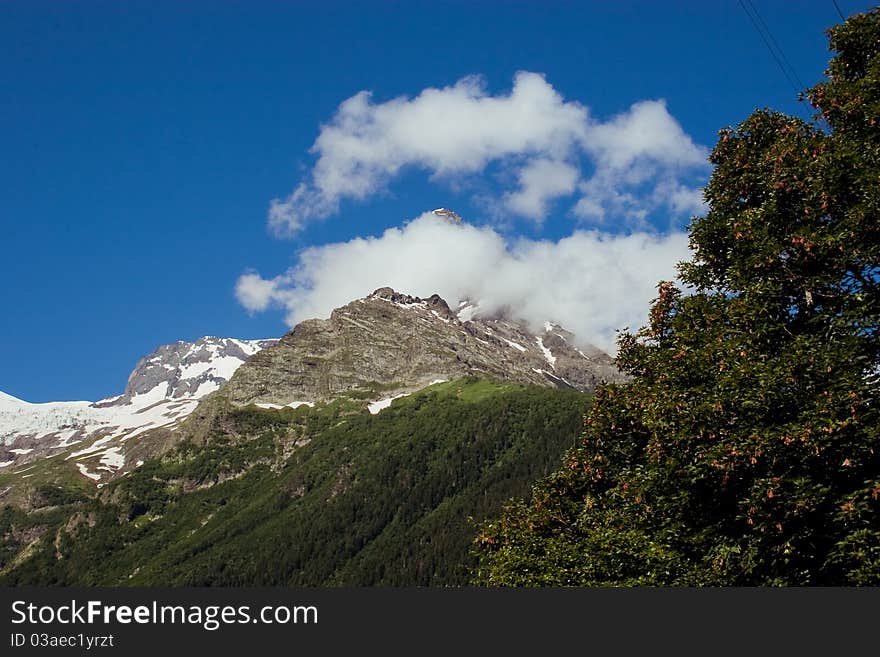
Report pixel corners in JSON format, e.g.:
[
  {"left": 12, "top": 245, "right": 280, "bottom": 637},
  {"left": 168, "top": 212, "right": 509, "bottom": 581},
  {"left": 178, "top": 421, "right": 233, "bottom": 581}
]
[{"left": 1, "top": 0, "right": 870, "bottom": 402}]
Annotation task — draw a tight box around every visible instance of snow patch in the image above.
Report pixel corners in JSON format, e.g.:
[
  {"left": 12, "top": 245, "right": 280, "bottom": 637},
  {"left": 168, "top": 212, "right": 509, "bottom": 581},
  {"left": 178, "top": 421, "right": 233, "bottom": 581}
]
[
  {"left": 576, "top": 348, "right": 594, "bottom": 361},
  {"left": 98, "top": 447, "right": 125, "bottom": 470},
  {"left": 368, "top": 393, "right": 411, "bottom": 414},
  {"left": 177, "top": 355, "right": 245, "bottom": 383},
  {"left": 396, "top": 300, "right": 427, "bottom": 310},
  {"left": 67, "top": 436, "right": 114, "bottom": 460},
  {"left": 76, "top": 463, "right": 101, "bottom": 481},
  {"left": 230, "top": 339, "right": 265, "bottom": 356},
  {"left": 191, "top": 379, "right": 222, "bottom": 397},
  {"left": 535, "top": 336, "right": 557, "bottom": 369},
  {"left": 457, "top": 301, "right": 480, "bottom": 322},
  {"left": 503, "top": 339, "right": 528, "bottom": 353},
  {"left": 256, "top": 401, "right": 314, "bottom": 410},
  {"left": 54, "top": 429, "right": 82, "bottom": 449},
  {"left": 533, "top": 367, "right": 572, "bottom": 387}
]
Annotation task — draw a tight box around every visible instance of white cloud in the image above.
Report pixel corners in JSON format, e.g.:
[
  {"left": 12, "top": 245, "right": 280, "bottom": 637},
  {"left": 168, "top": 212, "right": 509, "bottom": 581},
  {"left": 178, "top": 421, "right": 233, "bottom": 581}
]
[
  {"left": 268, "top": 72, "right": 708, "bottom": 234},
  {"left": 584, "top": 99, "right": 706, "bottom": 171},
  {"left": 236, "top": 212, "right": 690, "bottom": 354},
  {"left": 571, "top": 100, "right": 709, "bottom": 227},
  {"left": 662, "top": 181, "right": 707, "bottom": 217},
  {"left": 267, "top": 184, "right": 326, "bottom": 236},
  {"left": 504, "top": 159, "right": 580, "bottom": 222},
  {"left": 235, "top": 272, "right": 280, "bottom": 313}
]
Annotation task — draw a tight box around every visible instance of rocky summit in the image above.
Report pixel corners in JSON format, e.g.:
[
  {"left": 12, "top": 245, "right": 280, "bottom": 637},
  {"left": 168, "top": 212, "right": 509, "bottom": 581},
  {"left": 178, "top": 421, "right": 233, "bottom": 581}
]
[
  {"left": 431, "top": 207, "right": 464, "bottom": 224},
  {"left": 224, "top": 287, "right": 623, "bottom": 407}
]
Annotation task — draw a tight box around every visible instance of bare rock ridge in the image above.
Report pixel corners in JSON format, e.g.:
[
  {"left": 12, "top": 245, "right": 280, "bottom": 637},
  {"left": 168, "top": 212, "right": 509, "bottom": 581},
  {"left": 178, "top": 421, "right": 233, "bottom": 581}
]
[{"left": 223, "top": 287, "right": 623, "bottom": 407}]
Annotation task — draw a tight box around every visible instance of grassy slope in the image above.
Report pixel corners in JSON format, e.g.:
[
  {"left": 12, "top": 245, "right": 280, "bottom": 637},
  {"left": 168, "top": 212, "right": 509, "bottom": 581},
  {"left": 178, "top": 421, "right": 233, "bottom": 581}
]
[{"left": 0, "top": 379, "right": 589, "bottom": 586}]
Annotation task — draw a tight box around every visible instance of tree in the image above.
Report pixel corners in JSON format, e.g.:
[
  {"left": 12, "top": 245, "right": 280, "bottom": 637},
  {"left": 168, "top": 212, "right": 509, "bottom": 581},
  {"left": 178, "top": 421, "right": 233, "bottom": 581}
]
[{"left": 473, "top": 9, "right": 880, "bottom": 586}]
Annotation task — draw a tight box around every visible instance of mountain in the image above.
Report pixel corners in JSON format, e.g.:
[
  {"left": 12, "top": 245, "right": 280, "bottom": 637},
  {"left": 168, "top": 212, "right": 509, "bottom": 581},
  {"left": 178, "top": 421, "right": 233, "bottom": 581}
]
[
  {"left": 0, "top": 286, "right": 625, "bottom": 585},
  {"left": 1, "top": 287, "right": 620, "bottom": 498},
  {"left": 0, "top": 379, "right": 591, "bottom": 586},
  {"left": 224, "top": 286, "right": 621, "bottom": 407},
  {"left": 0, "top": 337, "right": 276, "bottom": 478}
]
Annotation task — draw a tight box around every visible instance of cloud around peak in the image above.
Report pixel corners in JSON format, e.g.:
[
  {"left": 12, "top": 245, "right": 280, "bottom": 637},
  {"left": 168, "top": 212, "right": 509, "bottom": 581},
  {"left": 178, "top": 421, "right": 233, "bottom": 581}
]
[
  {"left": 246, "top": 74, "right": 708, "bottom": 351},
  {"left": 268, "top": 72, "right": 708, "bottom": 234},
  {"left": 236, "top": 211, "right": 691, "bottom": 354}
]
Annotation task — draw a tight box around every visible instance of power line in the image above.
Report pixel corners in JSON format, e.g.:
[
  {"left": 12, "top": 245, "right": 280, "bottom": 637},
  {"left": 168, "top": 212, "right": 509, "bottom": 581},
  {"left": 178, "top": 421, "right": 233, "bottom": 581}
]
[
  {"left": 738, "top": 0, "right": 812, "bottom": 120},
  {"left": 738, "top": 0, "right": 801, "bottom": 95},
  {"left": 832, "top": 0, "right": 846, "bottom": 21},
  {"left": 745, "top": 0, "right": 806, "bottom": 90}
]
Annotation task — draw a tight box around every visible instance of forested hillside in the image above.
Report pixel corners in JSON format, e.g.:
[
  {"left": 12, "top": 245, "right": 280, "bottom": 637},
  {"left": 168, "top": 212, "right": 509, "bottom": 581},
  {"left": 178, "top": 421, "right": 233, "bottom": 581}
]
[{"left": 0, "top": 379, "right": 588, "bottom": 585}]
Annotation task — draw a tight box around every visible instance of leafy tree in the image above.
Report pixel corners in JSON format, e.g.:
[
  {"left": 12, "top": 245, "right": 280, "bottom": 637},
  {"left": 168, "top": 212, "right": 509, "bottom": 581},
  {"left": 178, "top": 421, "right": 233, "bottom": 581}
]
[{"left": 473, "top": 9, "right": 880, "bottom": 586}]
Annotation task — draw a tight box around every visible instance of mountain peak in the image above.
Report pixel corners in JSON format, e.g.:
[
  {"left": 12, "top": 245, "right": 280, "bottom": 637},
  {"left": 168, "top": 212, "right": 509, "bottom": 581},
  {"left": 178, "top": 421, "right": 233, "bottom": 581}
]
[
  {"left": 0, "top": 336, "right": 277, "bottom": 479},
  {"left": 112, "top": 335, "right": 277, "bottom": 406},
  {"left": 225, "top": 287, "right": 623, "bottom": 408},
  {"left": 367, "top": 288, "right": 457, "bottom": 320},
  {"left": 367, "top": 287, "right": 422, "bottom": 305},
  {"left": 432, "top": 207, "right": 463, "bottom": 224}
]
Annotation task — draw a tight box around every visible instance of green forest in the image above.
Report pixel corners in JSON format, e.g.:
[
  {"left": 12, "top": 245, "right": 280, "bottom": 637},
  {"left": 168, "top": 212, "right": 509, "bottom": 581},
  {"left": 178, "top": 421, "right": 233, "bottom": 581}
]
[
  {"left": 0, "top": 379, "right": 589, "bottom": 585},
  {"left": 473, "top": 9, "right": 880, "bottom": 586}
]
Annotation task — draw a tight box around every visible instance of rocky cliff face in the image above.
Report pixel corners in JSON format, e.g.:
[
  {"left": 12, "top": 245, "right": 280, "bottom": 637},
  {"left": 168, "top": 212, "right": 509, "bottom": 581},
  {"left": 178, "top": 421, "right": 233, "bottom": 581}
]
[{"left": 223, "top": 287, "right": 623, "bottom": 406}]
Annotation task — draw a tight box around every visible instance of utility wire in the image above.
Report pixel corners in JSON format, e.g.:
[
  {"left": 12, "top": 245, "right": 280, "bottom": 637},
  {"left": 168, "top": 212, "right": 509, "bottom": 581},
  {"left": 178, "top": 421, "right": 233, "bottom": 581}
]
[
  {"left": 745, "top": 0, "right": 806, "bottom": 90},
  {"left": 738, "top": 0, "right": 812, "bottom": 120},
  {"left": 738, "top": 0, "right": 802, "bottom": 95},
  {"left": 832, "top": 0, "right": 846, "bottom": 21}
]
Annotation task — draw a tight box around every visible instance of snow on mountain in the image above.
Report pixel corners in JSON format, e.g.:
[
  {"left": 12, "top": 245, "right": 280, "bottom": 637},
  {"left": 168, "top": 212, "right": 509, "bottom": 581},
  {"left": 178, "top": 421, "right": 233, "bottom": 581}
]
[
  {"left": 107, "top": 336, "right": 275, "bottom": 405},
  {"left": 456, "top": 299, "right": 480, "bottom": 322},
  {"left": 0, "top": 337, "right": 276, "bottom": 479},
  {"left": 535, "top": 336, "right": 558, "bottom": 369},
  {"left": 367, "top": 392, "right": 412, "bottom": 415}
]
